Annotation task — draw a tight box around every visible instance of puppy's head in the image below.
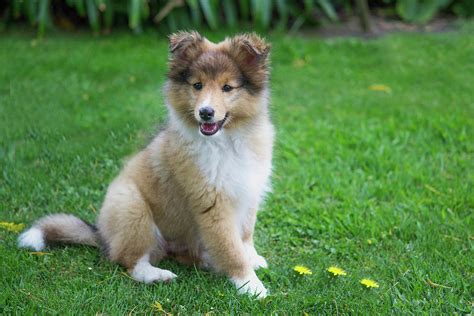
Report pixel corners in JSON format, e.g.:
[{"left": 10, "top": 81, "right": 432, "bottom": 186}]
[{"left": 165, "top": 31, "right": 271, "bottom": 137}]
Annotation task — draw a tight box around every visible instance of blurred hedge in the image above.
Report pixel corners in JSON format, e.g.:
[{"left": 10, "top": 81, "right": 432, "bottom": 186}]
[{"left": 1, "top": 0, "right": 473, "bottom": 37}]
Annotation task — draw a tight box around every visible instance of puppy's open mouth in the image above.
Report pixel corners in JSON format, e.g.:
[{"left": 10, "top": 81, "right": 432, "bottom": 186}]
[{"left": 199, "top": 114, "right": 228, "bottom": 136}]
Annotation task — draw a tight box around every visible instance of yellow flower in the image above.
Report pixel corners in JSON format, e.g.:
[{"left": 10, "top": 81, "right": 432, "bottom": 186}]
[
  {"left": 327, "top": 266, "right": 347, "bottom": 276},
  {"left": 294, "top": 265, "right": 312, "bottom": 275},
  {"left": 360, "top": 278, "right": 379, "bottom": 288},
  {"left": 0, "top": 222, "right": 25, "bottom": 233},
  {"left": 368, "top": 84, "right": 392, "bottom": 93}
]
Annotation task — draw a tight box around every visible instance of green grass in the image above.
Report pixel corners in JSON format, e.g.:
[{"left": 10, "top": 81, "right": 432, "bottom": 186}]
[{"left": 1, "top": 26, "right": 473, "bottom": 314}]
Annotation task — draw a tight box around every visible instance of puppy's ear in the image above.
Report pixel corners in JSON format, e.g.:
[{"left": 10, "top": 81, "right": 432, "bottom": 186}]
[
  {"left": 228, "top": 33, "right": 271, "bottom": 92},
  {"left": 168, "top": 31, "right": 203, "bottom": 57},
  {"left": 167, "top": 31, "right": 203, "bottom": 83},
  {"left": 229, "top": 33, "right": 271, "bottom": 68}
]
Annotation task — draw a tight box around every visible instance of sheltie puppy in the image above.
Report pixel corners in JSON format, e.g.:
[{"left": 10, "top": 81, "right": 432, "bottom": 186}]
[{"left": 18, "top": 31, "right": 274, "bottom": 298}]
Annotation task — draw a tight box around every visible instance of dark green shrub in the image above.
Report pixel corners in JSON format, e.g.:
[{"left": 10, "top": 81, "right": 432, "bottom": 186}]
[
  {"left": 452, "top": 0, "right": 474, "bottom": 17},
  {"left": 2, "top": 0, "right": 348, "bottom": 36},
  {"left": 0, "top": 0, "right": 470, "bottom": 37},
  {"left": 395, "top": 0, "right": 451, "bottom": 23}
]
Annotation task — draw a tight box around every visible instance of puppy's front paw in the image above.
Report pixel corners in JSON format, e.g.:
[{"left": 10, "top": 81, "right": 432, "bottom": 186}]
[
  {"left": 246, "top": 245, "right": 268, "bottom": 270},
  {"left": 251, "top": 254, "right": 268, "bottom": 270},
  {"left": 232, "top": 272, "right": 268, "bottom": 299}
]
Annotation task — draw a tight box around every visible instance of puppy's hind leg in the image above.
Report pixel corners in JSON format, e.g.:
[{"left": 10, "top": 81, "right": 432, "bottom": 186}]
[{"left": 98, "top": 179, "right": 176, "bottom": 283}]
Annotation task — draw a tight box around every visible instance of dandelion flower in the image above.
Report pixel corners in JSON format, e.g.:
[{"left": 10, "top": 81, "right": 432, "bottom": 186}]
[
  {"left": 0, "top": 222, "right": 25, "bottom": 233},
  {"left": 294, "top": 265, "right": 312, "bottom": 275},
  {"left": 360, "top": 278, "right": 379, "bottom": 288},
  {"left": 327, "top": 266, "right": 347, "bottom": 276}
]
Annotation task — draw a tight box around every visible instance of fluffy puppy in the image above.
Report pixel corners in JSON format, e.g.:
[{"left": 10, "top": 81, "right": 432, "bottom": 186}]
[{"left": 18, "top": 31, "right": 274, "bottom": 298}]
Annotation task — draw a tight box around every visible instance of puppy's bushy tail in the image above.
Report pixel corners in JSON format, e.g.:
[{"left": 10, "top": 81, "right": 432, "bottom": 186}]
[{"left": 18, "top": 214, "right": 99, "bottom": 251}]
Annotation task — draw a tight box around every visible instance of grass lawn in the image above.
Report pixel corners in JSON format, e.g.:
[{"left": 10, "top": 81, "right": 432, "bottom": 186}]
[{"left": 1, "top": 25, "right": 473, "bottom": 314}]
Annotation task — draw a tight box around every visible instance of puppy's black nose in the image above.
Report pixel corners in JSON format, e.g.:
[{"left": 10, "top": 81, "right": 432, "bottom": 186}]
[{"left": 199, "top": 107, "right": 215, "bottom": 121}]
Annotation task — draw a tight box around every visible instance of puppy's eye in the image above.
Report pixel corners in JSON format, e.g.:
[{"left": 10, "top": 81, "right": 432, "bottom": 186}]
[
  {"left": 222, "top": 84, "right": 233, "bottom": 92},
  {"left": 193, "top": 82, "right": 203, "bottom": 90}
]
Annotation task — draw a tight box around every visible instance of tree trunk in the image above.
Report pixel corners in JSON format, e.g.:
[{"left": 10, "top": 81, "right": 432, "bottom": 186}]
[{"left": 356, "top": 0, "right": 371, "bottom": 33}]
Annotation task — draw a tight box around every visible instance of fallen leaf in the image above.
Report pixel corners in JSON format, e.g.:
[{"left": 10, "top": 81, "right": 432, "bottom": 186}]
[
  {"left": 369, "top": 84, "right": 392, "bottom": 93},
  {"left": 30, "top": 252, "right": 51, "bottom": 256},
  {"left": 426, "top": 279, "right": 452, "bottom": 289},
  {"left": 151, "top": 301, "right": 164, "bottom": 312},
  {"left": 425, "top": 184, "right": 442, "bottom": 195},
  {"left": 151, "top": 301, "right": 172, "bottom": 315},
  {"left": 120, "top": 271, "right": 134, "bottom": 280},
  {"left": 293, "top": 59, "right": 306, "bottom": 68}
]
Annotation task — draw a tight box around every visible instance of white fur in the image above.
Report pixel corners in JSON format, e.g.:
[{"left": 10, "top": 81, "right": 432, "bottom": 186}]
[
  {"left": 232, "top": 271, "right": 268, "bottom": 299},
  {"left": 18, "top": 227, "right": 45, "bottom": 251},
  {"left": 168, "top": 107, "right": 273, "bottom": 237},
  {"left": 153, "top": 224, "right": 167, "bottom": 254},
  {"left": 131, "top": 254, "right": 177, "bottom": 283},
  {"left": 245, "top": 244, "right": 268, "bottom": 269}
]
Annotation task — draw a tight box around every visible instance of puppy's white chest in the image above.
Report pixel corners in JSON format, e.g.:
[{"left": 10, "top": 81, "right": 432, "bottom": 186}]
[{"left": 193, "top": 136, "right": 271, "bottom": 206}]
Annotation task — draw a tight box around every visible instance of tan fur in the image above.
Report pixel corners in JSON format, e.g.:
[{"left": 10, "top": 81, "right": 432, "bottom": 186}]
[{"left": 19, "top": 32, "right": 274, "bottom": 297}]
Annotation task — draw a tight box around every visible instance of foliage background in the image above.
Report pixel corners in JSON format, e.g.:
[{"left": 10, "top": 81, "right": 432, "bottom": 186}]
[{"left": 2, "top": 0, "right": 474, "bottom": 37}]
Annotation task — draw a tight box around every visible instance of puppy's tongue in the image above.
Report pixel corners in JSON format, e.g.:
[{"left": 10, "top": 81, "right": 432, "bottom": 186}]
[{"left": 200, "top": 122, "right": 219, "bottom": 136}]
